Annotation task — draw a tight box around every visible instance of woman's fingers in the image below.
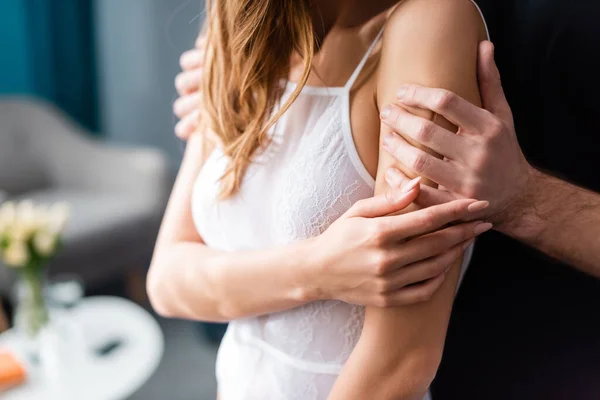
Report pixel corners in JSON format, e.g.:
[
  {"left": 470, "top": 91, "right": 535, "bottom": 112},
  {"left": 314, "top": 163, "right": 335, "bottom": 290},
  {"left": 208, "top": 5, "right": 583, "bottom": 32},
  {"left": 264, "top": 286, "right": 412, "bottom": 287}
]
[
  {"left": 175, "top": 110, "right": 201, "bottom": 140},
  {"left": 387, "top": 220, "right": 484, "bottom": 269},
  {"left": 175, "top": 69, "right": 203, "bottom": 96},
  {"left": 380, "top": 198, "right": 491, "bottom": 241},
  {"left": 384, "top": 241, "right": 469, "bottom": 295},
  {"left": 385, "top": 167, "right": 455, "bottom": 209},
  {"left": 173, "top": 92, "right": 202, "bottom": 119},
  {"left": 345, "top": 177, "right": 422, "bottom": 219}
]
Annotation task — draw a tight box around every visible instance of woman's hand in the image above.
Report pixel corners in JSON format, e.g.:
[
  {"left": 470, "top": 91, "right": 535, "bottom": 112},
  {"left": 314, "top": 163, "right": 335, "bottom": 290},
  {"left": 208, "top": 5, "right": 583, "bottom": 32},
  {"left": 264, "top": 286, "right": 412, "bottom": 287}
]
[
  {"left": 173, "top": 36, "right": 205, "bottom": 140},
  {"left": 309, "top": 178, "right": 492, "bottom": 308}
]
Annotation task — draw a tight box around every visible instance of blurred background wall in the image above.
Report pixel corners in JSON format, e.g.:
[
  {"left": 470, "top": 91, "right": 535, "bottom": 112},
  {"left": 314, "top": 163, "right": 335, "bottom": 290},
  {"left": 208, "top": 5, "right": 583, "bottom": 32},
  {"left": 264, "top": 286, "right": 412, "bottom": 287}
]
[
  {"left": 0, "top": 0, "right": 98, "bottom": 130},
  {"left": 0, "top": 1, "right": 34, "bottom": 94},
  {"left": 95, "top": 0, "right": 204, "bottom": 167},
  {"left": 1, "top": 2, "right": 220, "bottom": 398},
  {"left": 0, "top": 0, "right": 205, "bottom": 166}
]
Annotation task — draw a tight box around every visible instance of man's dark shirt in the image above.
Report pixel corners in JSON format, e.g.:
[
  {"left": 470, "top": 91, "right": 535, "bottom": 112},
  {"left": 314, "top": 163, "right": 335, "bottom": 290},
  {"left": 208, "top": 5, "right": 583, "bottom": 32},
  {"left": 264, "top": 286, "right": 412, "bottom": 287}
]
[{"left": 432, "top": 2, "right": 600, "bottom": 399}]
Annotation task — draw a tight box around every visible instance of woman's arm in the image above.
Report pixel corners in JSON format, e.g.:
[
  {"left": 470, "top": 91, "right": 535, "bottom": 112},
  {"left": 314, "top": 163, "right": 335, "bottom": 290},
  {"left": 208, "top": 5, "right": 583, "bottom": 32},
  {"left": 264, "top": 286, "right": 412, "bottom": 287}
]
[
  {"left": 147, "top": 132, "right": 314, "bottom": 321},
  {"left": 147, "top": 131, "right": 485, "bottom": 322},
  {"left": 329, "top": 0, "right": 487, "bottom": 398}
]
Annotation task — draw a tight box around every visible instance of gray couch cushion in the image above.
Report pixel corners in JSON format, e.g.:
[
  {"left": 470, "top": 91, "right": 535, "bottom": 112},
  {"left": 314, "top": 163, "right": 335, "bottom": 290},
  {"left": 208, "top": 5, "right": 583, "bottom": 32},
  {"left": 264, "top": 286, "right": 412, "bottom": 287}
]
[
  {"left": 9, "top": 189, "right": 161, "bottom": 285},
  {"left": 0, "top": 118, "right": 49, "bottom": 195},
  {"left": 0, "top": 97, "right": 170, "bottom": 295}
]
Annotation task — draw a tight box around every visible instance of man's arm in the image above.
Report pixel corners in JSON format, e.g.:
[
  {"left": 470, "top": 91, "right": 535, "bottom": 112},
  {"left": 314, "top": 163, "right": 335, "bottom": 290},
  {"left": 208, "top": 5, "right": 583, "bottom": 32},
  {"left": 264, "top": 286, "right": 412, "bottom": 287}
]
[
  {"left": 503, "top": 168, "right": 600, "bottom": 276},
  {"left": 380, "top": 40, "right": 600, "bottom": 277}
]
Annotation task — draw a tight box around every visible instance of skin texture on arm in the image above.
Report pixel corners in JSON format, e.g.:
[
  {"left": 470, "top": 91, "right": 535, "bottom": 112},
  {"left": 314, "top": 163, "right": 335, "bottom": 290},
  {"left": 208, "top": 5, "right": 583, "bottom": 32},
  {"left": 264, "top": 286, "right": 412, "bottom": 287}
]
[
  {"left": 506, "top": 170, "right": 600, "bottom": 276},
  {"left": 328, "top": 1, "right": 487, "bottom": 398}
]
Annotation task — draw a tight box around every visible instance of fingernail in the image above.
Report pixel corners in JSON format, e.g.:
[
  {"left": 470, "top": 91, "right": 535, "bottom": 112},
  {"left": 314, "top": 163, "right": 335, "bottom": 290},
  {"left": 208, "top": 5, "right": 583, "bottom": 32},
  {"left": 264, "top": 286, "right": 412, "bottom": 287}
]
[
  {"left": 401, "top": 176, "right": 422, "bottom": 193},
  {"left": 462, "top": 238, "right": 475, "bottom": 250},
  {"left": 473, "top": 222, "right": 493, "bottom": 235},
  {"left": 380, "top": 105, "right": 393, "bottom": 119},
  {"left": 397, "top": 86, "right": 407, "bottom": 100},
  {"left": 468, "top": 200, "right": 490, "bottom": 213}
]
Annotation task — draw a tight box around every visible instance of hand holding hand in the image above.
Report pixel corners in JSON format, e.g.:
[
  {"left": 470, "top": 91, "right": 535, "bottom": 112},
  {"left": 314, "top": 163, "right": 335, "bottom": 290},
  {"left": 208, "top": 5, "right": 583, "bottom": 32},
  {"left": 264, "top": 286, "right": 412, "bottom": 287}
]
[
  {"left": 310, "top": 178, "right": 492, "bottom": 307},
  {"left": 380, "top": 41, "right": 534, "bottom": 228}
]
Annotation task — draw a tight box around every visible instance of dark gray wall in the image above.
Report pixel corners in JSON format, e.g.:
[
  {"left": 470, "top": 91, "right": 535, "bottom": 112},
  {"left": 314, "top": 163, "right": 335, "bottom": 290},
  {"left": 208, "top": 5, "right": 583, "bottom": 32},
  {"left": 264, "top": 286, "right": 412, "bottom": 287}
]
[{"left": 95, "top": 0, "right": 205, "bottom": 168}]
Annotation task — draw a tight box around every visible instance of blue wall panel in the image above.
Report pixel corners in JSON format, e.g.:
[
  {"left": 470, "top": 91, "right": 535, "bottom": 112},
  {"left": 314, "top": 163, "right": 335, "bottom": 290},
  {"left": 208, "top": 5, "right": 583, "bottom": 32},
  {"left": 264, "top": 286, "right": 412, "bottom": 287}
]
[
  {"left": 0, "top": 0, "right": 98, "bottom": 131},
  {"left": 0, "top": 0, "right": 34, "bottom": 94}
]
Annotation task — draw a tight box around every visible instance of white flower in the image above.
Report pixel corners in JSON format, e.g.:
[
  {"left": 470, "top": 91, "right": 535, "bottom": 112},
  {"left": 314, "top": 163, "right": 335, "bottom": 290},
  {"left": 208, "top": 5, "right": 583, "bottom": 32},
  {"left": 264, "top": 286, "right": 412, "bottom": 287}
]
[
  {"left": 0, "top": 202, "right": 16, "bottom": 234},
  {"left": 11, "top": 200, "right": 39, "bottom": 241},
  {"left": 3, "top": 240, "right": 30, "bottom": 268},
  {"left": 46, "top": 203, "right": 70, "bottom": 234},
  {"left": 33, "top": 230, "right": 57, "bottom": 257}
]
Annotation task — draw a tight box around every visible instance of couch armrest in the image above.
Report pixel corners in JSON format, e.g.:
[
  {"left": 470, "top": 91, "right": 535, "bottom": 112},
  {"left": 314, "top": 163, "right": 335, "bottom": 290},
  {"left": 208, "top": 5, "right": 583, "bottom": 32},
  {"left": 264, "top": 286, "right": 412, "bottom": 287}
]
[
  {"left": 74, "top": 142, "right": 171, "bottom": 210},
  {"left": 6, "top": 98, "right": 171, "bottom": 211}
]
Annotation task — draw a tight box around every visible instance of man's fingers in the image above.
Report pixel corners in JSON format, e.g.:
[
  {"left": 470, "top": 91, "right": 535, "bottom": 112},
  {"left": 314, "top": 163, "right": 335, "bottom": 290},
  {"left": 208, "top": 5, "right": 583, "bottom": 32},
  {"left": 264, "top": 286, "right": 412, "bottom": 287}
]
[
  {"left": 175, "top": 69, "right": 203, "bottom": 96},
  {"left": 381, "top": 198, "right": 491, "bottom": 241},
  {"left": 385, "top": 168, "right": 454, "bottom": 208},
  {"left": 175, "top": 110, "right": 201, "bottom": 140},
  {"left": 345, "top": 178, "right": 421, "bottom": 219},
  {"left": 174, "top": 93, "right": 202, "bottom": 119},
  {"left": 478, "top": 41, "right": 512, "bottom": 122},
  {"left": 387, "top": 220, "right": 483, "bottom": 269},
  {"left": 380, "top": 104, "right": 468, "bottom": 161},
  {"left": 196, "top": 35, "right": 207, "bottom": 49},
  {"left": 382, "top": 133, "right": 462, "bottom": 190},
  {"left": 180, "top": 49, "right": 204, "bottom": 71},
  {"left": 395, "top": 84, "right": 488, "bottom": 133},
  {"left": 385, "top": 241, "right": 468, "bottom": 293}
]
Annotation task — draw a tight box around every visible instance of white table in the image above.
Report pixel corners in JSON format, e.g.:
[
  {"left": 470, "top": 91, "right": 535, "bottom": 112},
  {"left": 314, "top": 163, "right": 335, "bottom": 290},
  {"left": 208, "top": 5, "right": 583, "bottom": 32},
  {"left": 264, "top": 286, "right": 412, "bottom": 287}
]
[{"left": 0, "top": 296, "right": 164, "bottom": 400}]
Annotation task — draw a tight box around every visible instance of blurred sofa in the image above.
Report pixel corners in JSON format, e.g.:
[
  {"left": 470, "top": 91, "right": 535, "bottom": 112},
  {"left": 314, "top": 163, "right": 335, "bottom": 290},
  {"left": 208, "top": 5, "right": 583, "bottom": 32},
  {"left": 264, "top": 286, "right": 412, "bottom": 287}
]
[{"left": 0, "top": 97, "right": 172, "bottom": 297}]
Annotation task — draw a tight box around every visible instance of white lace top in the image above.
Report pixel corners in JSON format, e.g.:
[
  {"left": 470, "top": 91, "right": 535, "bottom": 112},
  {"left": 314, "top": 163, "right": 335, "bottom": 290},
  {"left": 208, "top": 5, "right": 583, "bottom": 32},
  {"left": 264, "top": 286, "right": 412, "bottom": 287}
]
[{"left": 192, "top": 5, "right": 488, "bottom": 397}]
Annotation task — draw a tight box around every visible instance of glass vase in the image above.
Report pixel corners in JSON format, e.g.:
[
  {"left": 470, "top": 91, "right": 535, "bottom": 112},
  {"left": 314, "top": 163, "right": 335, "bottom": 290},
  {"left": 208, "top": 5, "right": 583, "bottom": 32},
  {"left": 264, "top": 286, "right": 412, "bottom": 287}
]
[{"left": 13, "top": 263, "right": 50, "bottom": 361}]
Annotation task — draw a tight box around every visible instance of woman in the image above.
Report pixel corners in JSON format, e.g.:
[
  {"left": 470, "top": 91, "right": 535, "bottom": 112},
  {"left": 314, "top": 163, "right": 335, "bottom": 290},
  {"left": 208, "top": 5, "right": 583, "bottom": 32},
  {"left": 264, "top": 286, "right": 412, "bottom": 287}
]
[{"left": 149, "top": 0, "right": 490, "bottom": 398}]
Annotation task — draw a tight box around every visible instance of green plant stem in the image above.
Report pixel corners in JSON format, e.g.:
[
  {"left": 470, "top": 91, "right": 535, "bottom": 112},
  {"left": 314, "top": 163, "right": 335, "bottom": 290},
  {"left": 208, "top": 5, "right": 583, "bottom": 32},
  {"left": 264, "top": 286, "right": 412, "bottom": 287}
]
[{"left": 19, "top": 260, "right": 49, "bottom": 337}]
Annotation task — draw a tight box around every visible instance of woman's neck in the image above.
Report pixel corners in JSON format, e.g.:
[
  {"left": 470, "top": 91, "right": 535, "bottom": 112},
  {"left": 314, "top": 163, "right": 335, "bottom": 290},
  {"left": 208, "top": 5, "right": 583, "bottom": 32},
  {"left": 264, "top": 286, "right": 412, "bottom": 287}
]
[{"left": 311, "top": 0, "right": 399, "bottom": 39}]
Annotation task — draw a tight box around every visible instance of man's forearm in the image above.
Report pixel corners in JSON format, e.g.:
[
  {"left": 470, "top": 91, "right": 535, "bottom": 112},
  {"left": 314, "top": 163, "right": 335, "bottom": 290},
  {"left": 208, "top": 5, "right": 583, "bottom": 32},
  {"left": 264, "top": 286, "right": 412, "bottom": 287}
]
[{"left": 501, "top": 168, "right": 600, "bottom": 277}]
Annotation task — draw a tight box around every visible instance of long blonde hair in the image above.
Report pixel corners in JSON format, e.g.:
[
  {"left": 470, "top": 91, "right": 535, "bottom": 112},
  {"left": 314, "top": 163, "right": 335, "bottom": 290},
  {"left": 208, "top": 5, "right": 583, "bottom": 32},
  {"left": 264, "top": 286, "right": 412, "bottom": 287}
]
[{"left": 202, "top": 0, "right": 315, "bottom": 198}]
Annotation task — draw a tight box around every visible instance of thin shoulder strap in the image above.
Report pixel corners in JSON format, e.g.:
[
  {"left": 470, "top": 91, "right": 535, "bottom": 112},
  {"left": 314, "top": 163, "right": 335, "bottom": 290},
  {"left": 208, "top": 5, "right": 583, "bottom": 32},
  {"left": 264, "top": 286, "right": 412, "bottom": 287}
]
[
  {"left": 470, "top": 0, "right": 491, "bottom": 40},
  {"left": 344, "top": 27, "right": 385, "bottom": 91}
]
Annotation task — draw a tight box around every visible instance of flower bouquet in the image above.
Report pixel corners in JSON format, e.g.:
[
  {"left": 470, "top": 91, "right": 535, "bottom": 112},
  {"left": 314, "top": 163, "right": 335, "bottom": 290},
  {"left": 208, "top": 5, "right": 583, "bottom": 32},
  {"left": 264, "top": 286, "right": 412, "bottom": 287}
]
[{"left": 0, "top": 200, "right": 70, "bottom": 343}]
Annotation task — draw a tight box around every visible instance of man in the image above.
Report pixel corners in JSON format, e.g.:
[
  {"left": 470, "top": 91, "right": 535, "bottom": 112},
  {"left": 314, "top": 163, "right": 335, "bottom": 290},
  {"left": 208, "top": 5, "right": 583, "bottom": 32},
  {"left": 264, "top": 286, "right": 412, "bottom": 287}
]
[
  {"left": 173, "top": 1, "right": 600, "bottom": 398},
  {"left": 378, "top": 2, "right": 600, "bottom": 399}
]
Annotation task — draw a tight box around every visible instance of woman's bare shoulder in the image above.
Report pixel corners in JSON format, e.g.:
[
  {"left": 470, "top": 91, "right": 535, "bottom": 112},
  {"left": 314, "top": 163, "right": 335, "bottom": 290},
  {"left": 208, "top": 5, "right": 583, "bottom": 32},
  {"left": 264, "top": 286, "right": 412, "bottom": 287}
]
[
  {"left": 384, "top": 0, "right": 487, "bottom": 51},
  {"left": 376, "top": 0, "right": 486, "bottom": 105}
]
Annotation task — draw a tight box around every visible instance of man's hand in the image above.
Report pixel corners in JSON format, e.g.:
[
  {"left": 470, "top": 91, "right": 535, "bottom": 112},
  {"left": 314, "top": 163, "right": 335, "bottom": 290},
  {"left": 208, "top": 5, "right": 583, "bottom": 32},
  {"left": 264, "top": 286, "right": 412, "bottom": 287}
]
[
  {"left": 380, "top": 41, "right": 534, "bottom": 228},
  {"left": 173, "top": 36, "right": 205, "bottom": 140},
  {"left": 379, "top": 40, "right": 600, "bottom": 276}
]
